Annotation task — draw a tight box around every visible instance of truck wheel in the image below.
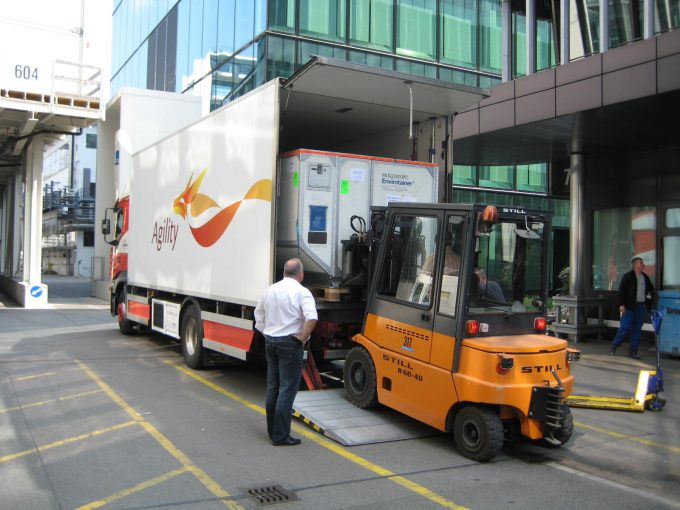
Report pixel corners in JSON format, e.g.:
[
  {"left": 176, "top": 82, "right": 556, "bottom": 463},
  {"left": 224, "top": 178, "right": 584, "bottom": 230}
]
[
  {"left": 344, "top": 347, "right": 378, "bottom": 408},
  {"left": 453, "top": 406, "right": 504, "bottom": 461},
  {"left": 116, "top": 290, "right": 135, "bottom": 335},
  {"left": 539, "top": 405, "right": 573, "bottom": 447},
  {"left": 181, "top": 305, "right": 204, "bottom": 369}
]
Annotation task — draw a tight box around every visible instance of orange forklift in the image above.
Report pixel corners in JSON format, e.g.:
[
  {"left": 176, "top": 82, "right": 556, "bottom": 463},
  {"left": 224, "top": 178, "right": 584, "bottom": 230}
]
[{"left": 343, "top": 203, "right": 580, "bottom": 461}]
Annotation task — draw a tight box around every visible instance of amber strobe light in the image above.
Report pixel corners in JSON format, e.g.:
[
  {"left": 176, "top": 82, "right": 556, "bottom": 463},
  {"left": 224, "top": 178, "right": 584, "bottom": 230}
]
[
  {"left": 481, "top": 205, "right": 499, "bottom": 223},
  {"left": 466, "top": 320, "right": 480, "bottom": 335},
  {"left": 534, "top": 317, "right": 547, "bottom": 331}
]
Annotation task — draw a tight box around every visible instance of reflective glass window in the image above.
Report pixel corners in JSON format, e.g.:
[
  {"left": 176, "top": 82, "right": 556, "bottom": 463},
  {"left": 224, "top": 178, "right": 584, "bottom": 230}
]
[
  {"left": 513, "top": 12, "right": 526, "bottom": 77},
  {"left": 516, "top": 163, "right": 547, "bottom": 193},
  {"left": 479, "top": 165, "right": 513, "bottom": 190},
  {"left": 217, "top": 0, "right": 235, "bottom": 57},
  {"left": 663, "top": 236, "right": 680, "bottom": 288},
  {"left": 235, "top": 0, "right": 256, "bottom": 49},
  {"left": 300, "top": 0, "right": 346, "bottom": 42},
  {"left": 536, "top": 18, "right": 555, "bottom": 71},
  {"left": 397, "top": 0, "right": 436, "bottom": 60},
  {"left": 203, "top": 0, "right": 219, "bottom": 60},
  {"left": 396, "top": 58, "right": 437, "bottom": 78},
  {"left": 452, "top": 165, "right": 476, "bottom": 186},
  {"left": 255, "top": 0, "right": 267, "bottom": 35},
  {"left": 592, "top": 207, "right": 657, "bottom": 290},
  {"left": 440, "top": 0, "right": 477, "bottom": 69},
  {"left": 349, "top": 0, "right": 393, "bottom": 51},
  {"left": 267, "top": 35, "right": 296, "bottom": 80},
  {"left": 269, "top": 0, "right": 296, "bottom": 32},
  {"left": 299, "top": 41, "right": 346, "bottom": 67},
  {"left": 479, "top": 0, "right": 502, "bottom": 73},
  {"left": 188, "top": 0, "right": 204, "bottom": 83},
  {"left": 666, "top": 208, "right": 680, "bottom": 228},
  {"left": 176, "top": 0, "right": 190, "bottom": 91},
  {"left": 348, "top": 50, "right": 395, "bottom": 70}
]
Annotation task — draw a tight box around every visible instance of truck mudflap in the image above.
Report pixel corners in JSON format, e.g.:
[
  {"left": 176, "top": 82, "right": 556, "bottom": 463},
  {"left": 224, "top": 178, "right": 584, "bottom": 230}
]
[{"left": 528, "top": 370, "right": 566, "bottom": 438}]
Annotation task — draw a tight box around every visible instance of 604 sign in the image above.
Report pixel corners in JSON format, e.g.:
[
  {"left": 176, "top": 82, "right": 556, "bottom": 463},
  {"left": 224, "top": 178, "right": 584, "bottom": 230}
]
[{"left": 15, "top": 64, "right": 39, "bottom": 80}]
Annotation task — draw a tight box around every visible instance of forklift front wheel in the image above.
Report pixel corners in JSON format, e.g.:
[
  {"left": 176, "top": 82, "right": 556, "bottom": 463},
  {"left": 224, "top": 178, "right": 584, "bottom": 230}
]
[
  {"left": 453, "top": 406, "right": 504, "bottom": 462},
  {"left": 344, "top": 347, "right": 378, "bottom": 409}
]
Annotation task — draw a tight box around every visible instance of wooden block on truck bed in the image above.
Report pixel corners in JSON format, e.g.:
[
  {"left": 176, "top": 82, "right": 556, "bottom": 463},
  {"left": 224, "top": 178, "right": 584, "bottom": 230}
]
[{"left": 310, "top": 287, "right": 350, "bottom": 302}]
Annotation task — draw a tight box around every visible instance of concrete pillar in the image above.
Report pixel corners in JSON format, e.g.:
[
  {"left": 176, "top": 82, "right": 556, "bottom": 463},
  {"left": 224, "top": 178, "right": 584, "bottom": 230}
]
[
  {"left": 643, "top": 0, "right": 654, "bottom": 39},
  {"left": 526, "top": 0, "right": 536, "bottom": 75},
  {"left": 502, "top": 0, "right": 512, "bottom": 82},
  {"left": 21, "top": 135, "right": 48, "bottom": 306},
  {"left": 568, "top": 153, "right": 587, "bottom": 297},
  {"left": 560, "top": 0, "right": 570, "bottom": 64},
  {"left": 599, "top": 0, "right": 609, "bottom": 52},
  {"left": 11, "top": 170, "right": 22, "bottom": 277}
]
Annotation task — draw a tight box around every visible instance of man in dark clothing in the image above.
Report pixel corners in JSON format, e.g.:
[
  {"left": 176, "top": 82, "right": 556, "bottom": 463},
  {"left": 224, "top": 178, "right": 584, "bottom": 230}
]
[{"left": 610, "top": 257, "right": 655, "bottom": 359}]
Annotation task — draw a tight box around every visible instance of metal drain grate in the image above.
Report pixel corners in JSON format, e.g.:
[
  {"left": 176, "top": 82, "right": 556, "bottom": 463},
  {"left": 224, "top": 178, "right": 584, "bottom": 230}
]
[{"left": 246, "top": 485, "right": 299, "bottom": 506}]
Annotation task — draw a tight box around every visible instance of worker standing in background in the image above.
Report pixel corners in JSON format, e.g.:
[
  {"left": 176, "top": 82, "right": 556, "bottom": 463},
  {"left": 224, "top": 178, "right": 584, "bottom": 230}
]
[
  {"left": 610, "top": 257, "right": 655, "bottom": 359},
  {"left": 255, "top": 258, "right": 318, "bottom": 446}
]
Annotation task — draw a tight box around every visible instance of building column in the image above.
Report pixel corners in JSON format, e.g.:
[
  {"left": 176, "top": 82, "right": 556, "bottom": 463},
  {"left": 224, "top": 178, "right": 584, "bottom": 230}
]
[
  {"left": 560, "top": 0, "right": 570, "bottom": 64},
  {"left": 502, "top": 0, "right": 512, "bottom": 82},
  {"left": 599, "top": 0, "right": 609, "bottom": 52},
  {"left": 568, "top": 152, "right": 587, "bottom": 297},
  {"left": 11, "top": 170, "right": 22, "bottom": 277},
  {"left": 526, "top": 0, "right": 536, "bottom": 75},
  {"left": 21, "top": 135, "right": 48, "bottom": 306}
]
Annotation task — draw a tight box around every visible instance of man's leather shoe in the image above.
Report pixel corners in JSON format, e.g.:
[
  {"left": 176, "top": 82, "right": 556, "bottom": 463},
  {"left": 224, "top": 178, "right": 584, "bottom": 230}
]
[
  {"left": 272, "top": 436, "right": 301, "bottom": 446},
  {"left": 628, "top": 352, "right": 641, "bottom": 359}
]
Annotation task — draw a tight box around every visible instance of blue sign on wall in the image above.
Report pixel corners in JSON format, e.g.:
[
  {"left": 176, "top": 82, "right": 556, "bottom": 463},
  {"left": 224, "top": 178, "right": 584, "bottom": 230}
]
[{"left": 30, "top": 286, "right": 43, "bottom": 298}]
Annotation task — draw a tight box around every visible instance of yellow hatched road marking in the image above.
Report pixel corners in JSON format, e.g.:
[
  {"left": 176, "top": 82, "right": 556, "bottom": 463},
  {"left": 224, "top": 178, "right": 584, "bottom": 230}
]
[
  {"left": 575, "top": 421, "right": 680, "bottom": 453},
  {"left": 77, "top": 361, "right": 243, "bottom": 510},
  {"left": 0, "top": 389, "right": 104, "bottom": 414},
  {"left": 0, "top": 421, "right": 138, "bottom": 463},
  {"left": 167, "top": 361, "right": 469, "bottom": 510},
  {"left": 76, "top": 467, "right": 190, "bottom": 510}
]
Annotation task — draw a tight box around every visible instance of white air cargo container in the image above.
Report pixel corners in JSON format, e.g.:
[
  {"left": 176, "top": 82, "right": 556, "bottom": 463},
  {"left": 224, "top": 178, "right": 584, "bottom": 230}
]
[{"left": 277, "top": 149, "right": 438, "bottom": 285}]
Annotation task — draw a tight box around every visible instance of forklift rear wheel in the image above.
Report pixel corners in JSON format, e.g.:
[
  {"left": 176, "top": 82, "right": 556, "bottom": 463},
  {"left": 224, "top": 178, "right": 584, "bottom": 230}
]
[
  {"left": 453, "top": 406, "right": 504, "bottom": 461},
  {"left": 181, "top": 304, "right": 205, "bottom": 369},
  {"left": 116, "top": 289, "right": 135, "bottom": 335},
  {"left": 344, "top": 347, "right": 378, "bottom": 408}
]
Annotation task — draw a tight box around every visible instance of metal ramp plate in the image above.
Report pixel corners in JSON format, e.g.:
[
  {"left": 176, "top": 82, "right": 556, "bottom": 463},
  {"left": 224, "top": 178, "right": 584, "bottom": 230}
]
[{"left": 293, "top": 388, "right": 441, "bottom": 446}]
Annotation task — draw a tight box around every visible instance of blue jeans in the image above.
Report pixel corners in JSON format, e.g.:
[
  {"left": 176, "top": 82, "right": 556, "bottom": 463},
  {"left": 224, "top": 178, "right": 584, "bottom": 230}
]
[
  {"left": 611, "top": 303, "right": 646, "bottom": 354},
  {"left": 265, "top": 335, "right": 304, "bottom": 443}
]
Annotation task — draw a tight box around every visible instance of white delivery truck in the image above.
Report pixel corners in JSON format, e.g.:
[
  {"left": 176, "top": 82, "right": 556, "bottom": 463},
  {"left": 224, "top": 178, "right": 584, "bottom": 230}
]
[{"left": 102, "top": 74, "right": 441, "bottom": 377}]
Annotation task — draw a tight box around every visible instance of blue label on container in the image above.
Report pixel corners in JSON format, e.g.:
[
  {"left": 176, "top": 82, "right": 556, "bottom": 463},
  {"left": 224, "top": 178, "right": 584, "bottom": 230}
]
[{"left": 309, "top": 206, "right": 327, "bottom": 232}]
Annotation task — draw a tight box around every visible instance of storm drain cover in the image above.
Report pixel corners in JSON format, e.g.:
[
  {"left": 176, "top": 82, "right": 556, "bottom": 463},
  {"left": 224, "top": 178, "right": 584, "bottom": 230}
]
[{"left": 246, "top": 485, "right": 299, "bottom": 505}]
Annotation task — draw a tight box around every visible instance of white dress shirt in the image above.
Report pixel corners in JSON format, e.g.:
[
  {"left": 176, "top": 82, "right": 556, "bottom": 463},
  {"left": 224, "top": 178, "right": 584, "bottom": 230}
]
[{"left": 254, "top": 277, "right": 318, "bottom": 337}]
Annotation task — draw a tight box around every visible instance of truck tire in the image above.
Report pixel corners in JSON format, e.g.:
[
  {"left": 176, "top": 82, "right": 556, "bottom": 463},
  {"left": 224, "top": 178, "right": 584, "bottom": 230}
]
[
  {"left": 181, "top": 304, "right": 204, "bottom": 369},
  {"left": 116, "top": 289, "right": 135, "bottom": 335},
  {"left": 453, "top": 406, "right": 504, "bottom": 461},
  {"left": 344, "top": 347, "right": 378, "bottom": 408},
  {"left": 540, "top": 405, "right": 573, "bottom": 447}
]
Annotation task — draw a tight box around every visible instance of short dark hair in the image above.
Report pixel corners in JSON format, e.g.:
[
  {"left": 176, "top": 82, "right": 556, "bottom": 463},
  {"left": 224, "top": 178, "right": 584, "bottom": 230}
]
[
  {"left": 631, "top": 257, "right": 644, "bottom": 265},
  {"left": 283, "top": 258, "right": 303, "bottom": 277}
]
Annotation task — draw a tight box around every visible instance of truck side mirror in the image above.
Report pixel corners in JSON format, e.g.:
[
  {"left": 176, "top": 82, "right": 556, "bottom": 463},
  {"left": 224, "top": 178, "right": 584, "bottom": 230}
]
[{"left": 102, "top": 218, "right": 111, "bottom": 236}]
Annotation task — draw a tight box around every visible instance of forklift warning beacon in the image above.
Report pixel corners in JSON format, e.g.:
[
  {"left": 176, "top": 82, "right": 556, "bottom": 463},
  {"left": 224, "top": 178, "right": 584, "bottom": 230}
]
[{"left": 102, "top": 79, "right": 579, "bottom": 461}]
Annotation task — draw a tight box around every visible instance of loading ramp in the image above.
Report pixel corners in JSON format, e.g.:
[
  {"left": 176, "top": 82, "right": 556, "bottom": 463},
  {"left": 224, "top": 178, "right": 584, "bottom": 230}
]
[{"left": 292, "top": 388, "right": 441, "bottom": 446}]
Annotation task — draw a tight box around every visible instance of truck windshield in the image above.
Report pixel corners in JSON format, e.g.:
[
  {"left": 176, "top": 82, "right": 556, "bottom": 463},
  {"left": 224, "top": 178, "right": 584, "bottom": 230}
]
[{"left": 470, "top": 218, "right": 546, "bottom": 313}]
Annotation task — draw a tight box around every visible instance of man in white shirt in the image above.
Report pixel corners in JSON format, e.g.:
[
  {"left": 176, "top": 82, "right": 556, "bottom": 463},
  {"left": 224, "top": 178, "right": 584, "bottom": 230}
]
[{"left": 255, "top": 258, "right": 318, "bottom": 445}]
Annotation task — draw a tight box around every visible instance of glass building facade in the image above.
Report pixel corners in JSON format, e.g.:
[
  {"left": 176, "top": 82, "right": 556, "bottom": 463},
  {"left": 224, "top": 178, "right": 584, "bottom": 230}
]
[{"left": 110, "top": 0, "right": 568, "bottom": 104}]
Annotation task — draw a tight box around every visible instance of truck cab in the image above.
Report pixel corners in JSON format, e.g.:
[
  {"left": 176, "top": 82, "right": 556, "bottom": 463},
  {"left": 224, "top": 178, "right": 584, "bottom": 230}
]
[{"left": 345, "top": 203, "right": 579, "bottom": 461}]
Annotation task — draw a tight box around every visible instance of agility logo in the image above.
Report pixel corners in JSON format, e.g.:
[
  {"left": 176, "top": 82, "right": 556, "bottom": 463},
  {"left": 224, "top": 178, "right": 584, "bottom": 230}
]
[{"left": 173, "top": 168, "right": 272, "bottom": 247}]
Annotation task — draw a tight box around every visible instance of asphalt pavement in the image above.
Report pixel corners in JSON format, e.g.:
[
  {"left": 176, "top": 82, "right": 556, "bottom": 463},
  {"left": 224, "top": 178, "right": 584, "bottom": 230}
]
[{"left": 0, "top": 276, "right": 678, "bottom": 510}]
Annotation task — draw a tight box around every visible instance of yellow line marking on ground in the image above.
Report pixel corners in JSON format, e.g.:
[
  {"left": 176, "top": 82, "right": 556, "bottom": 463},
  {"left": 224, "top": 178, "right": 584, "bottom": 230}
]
[
  {"left": 77, "top": 361, "right": 243, "bottom": 510},
  {"left": 76, "top": 467, "right": 190, "bottom": 510},
  {"left": 576, "top": 421, "right": 680, "bottom": 453},
  {"left": 167, "top": 361, "right": 469, "bottom": 510},
  {"left": 0, "top": 421, "right": 137, "bottom": 463},
  {"left": 0, "top": 367, "right": 83, "bottom": 383},
  {"left": 0, "top": 389, "right": 104, "bottom": 414}
]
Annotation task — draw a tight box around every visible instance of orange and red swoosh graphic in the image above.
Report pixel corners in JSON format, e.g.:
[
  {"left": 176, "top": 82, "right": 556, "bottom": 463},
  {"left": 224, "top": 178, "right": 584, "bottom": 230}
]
[{"left": 173, "top": 168, "right": 272, "bottom": 247}]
